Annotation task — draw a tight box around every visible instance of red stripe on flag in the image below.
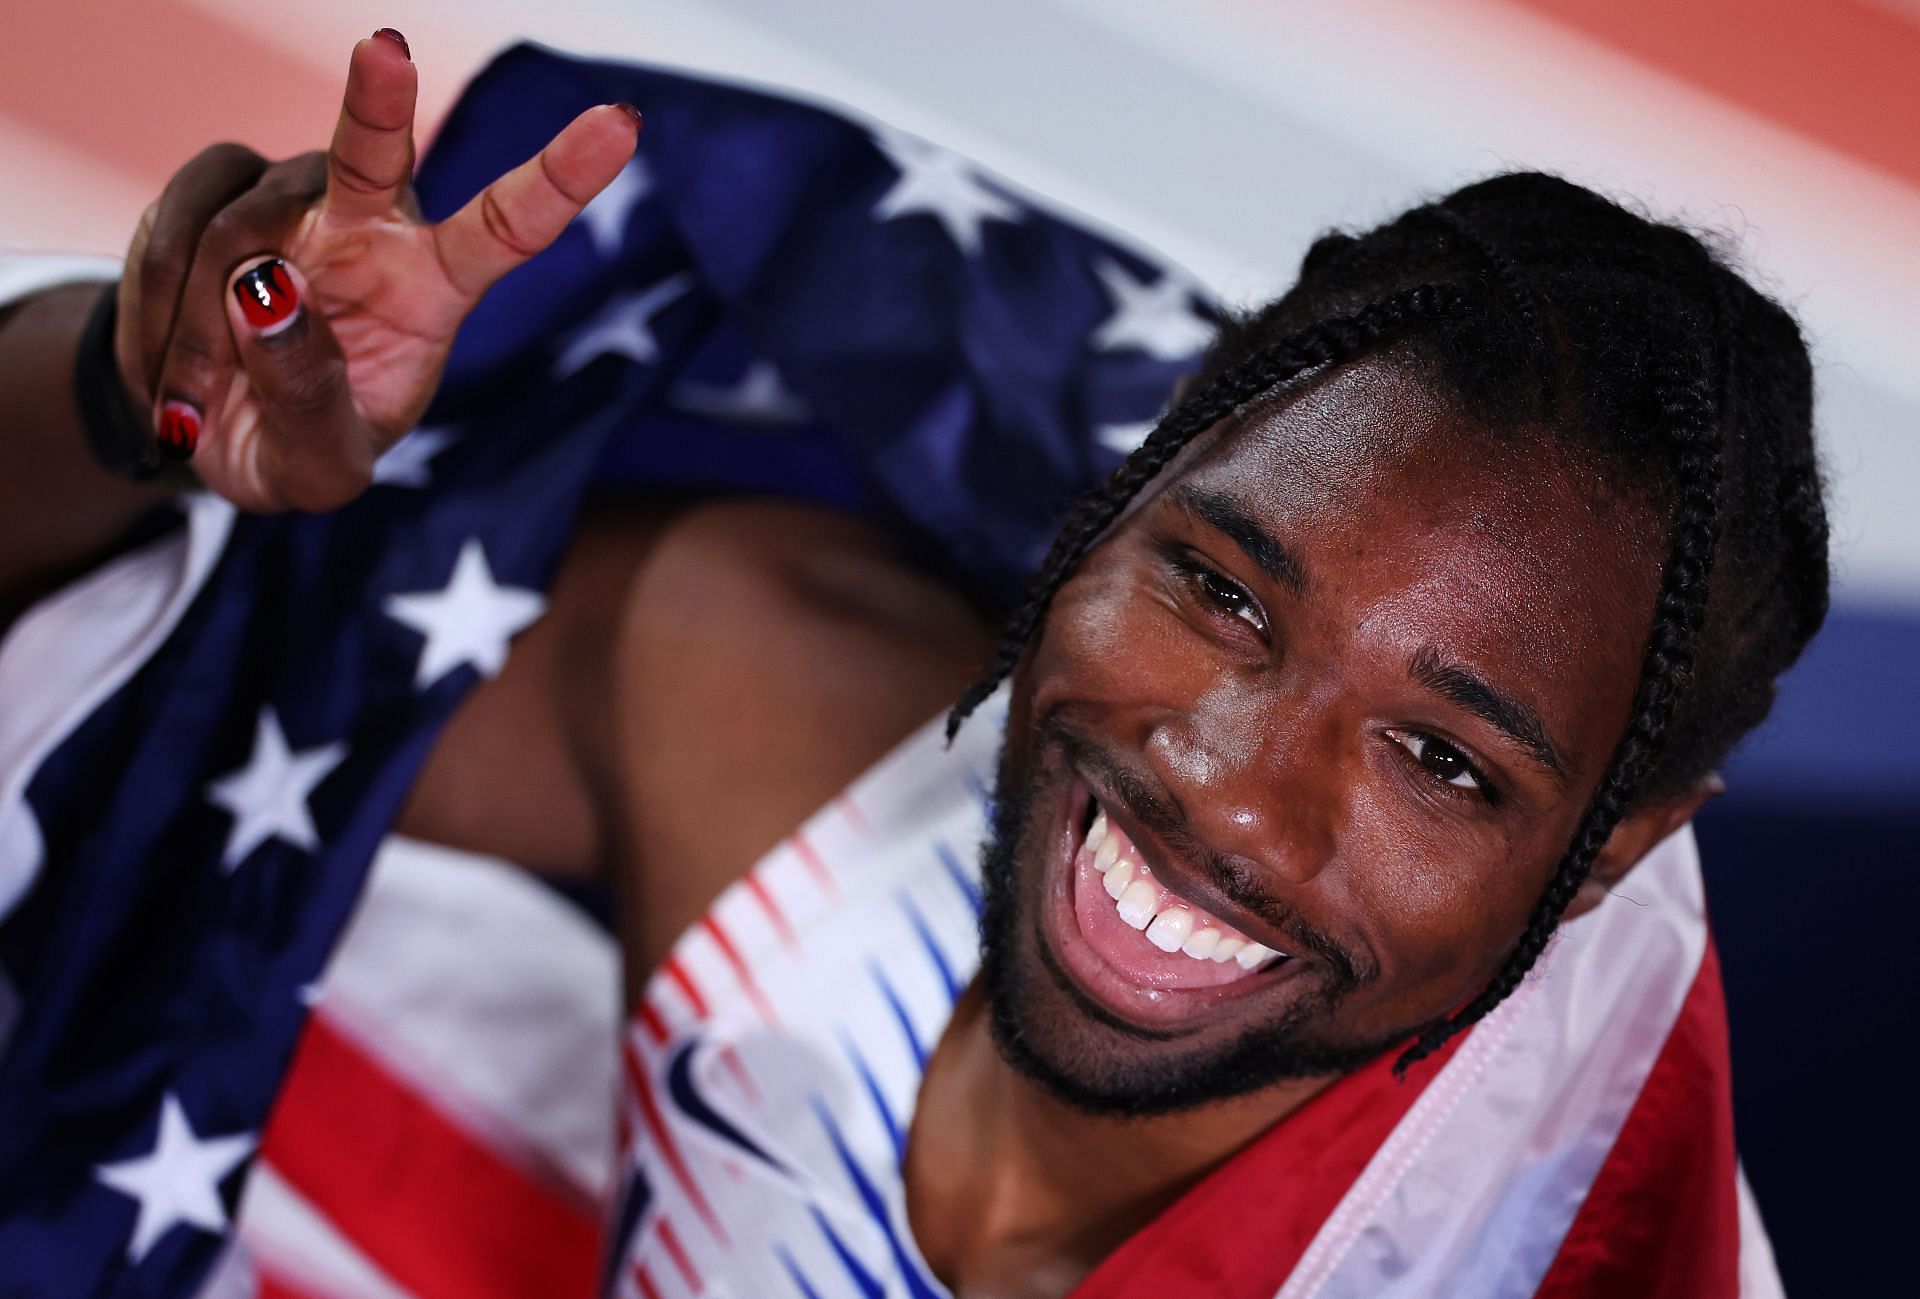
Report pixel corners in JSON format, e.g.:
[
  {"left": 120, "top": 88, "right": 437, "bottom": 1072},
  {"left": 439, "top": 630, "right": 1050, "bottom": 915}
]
[
  {"left": 790, "top": 830, "right": 839, "bottom": 898},
  {"left": 254, "top": 1267, "right": 327, "bottom": 1299},
  {"left": 656, "top": 1215, "right": 703, "bottom": 1292},
  {"left": 1535, "top": 941, "right": 1742, "bottom": 1299},
  {"left": 745, "top": 872, "right": 800, "bottom": 952},
  {"left": 260, "top": 1015, "right": 601, "bottom": 1299},
  {"left": 620, "top": 1041, "right": 732, "bottom": 1248},
  {"left": 1069, "top": 1022, "right": 1466, "bottom": 1298},
  {"left": 700, "top": 915, "right": 782, "bottom": 1027}
]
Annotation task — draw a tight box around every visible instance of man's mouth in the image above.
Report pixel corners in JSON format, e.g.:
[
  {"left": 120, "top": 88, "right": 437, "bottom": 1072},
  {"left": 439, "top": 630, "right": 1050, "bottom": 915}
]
[{"left": 1039, "top": 780, "right": 1298, "bottom": 1029}]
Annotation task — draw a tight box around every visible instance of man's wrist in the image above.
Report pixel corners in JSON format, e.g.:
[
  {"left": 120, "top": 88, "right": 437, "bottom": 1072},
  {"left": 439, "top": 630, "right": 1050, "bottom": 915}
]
[{"left": 71, "top": 282, "right": 198, "bottom": 490}]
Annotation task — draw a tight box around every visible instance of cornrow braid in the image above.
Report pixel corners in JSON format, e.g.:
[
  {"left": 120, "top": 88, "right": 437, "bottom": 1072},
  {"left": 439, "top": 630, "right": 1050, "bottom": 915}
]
[
  {"left": 1425, "top": 204, "right": 1553, "bottom": 402},
  {"left": 946, "top": 282, "right": 1467, "bottom": 741}
]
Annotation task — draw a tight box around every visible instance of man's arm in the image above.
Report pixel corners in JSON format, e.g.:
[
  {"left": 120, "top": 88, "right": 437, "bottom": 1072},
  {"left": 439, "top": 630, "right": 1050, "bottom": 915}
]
[{"left": 0, "top": 278, "right": 171, "bottom": 628}]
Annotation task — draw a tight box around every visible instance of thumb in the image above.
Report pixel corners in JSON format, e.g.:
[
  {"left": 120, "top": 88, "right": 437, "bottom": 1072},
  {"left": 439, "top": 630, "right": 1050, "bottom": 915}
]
[{"left": 224, "top": 255, "right": 377, "bottom": 511}]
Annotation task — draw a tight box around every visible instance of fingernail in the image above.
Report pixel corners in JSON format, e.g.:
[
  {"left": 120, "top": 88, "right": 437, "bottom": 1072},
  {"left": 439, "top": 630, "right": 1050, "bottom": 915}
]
[
  {"left": 156, "top": 399, "right": 200, "bottom": 462},
  {"left": 372, "top": 28, "right": 410, "bottom": 59},
  {"left": 614, "top": 103, "right": 643, "bottom": 127},
  {"left": 234, "top": 258, "right": 301, "bottom": 337}
]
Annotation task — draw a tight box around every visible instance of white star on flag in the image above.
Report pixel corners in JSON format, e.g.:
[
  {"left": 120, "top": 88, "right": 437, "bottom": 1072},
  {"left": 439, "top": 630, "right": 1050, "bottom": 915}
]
[
  {"left": 1096, "top": 418, "right": 1160, "bottom": 456},
  {"left": 671, "top": 360, "right": 812, "bottom": 426},
  {"left": 95, "top": 1093, "right": 254, "bottom": 1263},
  {"left": 371, "top": 426, "right": 457, "bottom": 489},
  {"left": 383, "top": 539, "right": 546, "bottom": 690},
  {"left": 554, "top": 273, "right": 694, "bottom": 377},
  {"left": 578, "top": 154, "right": 654, "bottom": 257},
  {"left": 205, "top": 709, "right": 347, "bottom": 872},
  {"left": 1090, "top": 259, "right": 1215, "bottom": 360},
  {"left": 871, "top": 130, "right": 1021, "bottom": 254}
]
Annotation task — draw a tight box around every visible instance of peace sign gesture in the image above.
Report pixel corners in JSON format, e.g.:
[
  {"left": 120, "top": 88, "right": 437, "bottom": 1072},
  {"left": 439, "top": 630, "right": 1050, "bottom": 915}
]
[{"left": 116, "top": 31, "right": 639, "bottom": 511}]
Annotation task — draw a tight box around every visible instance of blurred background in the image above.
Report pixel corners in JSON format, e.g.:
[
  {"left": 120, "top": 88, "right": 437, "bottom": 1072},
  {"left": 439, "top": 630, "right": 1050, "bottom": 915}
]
[{"left": 5, "top": 0, "right": 1915, "bottom": 1293}]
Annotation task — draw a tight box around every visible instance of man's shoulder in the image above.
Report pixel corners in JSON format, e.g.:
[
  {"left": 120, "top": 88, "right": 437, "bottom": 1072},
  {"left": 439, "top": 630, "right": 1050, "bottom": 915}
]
[{"left": 575, "top": 497, "right": 995, "bottom": 964}]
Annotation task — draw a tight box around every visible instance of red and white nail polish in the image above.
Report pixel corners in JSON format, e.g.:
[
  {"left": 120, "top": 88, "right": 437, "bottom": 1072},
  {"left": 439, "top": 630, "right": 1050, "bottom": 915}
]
[
  {"left": 156, "top": 399, "right": 201, "bottom": 461},
  {"left": 233, "top": 259, "right": 301, "bottom": 338}
]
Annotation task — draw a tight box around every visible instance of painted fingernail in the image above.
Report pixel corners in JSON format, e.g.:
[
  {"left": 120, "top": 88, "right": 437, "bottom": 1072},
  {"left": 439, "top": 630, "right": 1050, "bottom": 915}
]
[
  {"left": 372, "top": 28, "right": 410, "bottom": 59},
  {"left": 614, "top": 103, "right": 643, "bottom": 127},
  {"left": 234, "top": 259, "right": 301, "bottom": 337},
  {"left": 156, "top": 399, "right": 200, "bottom": 462}
]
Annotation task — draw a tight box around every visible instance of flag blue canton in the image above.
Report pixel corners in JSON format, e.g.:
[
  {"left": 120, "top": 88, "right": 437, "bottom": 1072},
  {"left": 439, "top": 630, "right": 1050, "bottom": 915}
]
[{"left": 0, "top": 44, "right": 1215, "bottom": 1294}]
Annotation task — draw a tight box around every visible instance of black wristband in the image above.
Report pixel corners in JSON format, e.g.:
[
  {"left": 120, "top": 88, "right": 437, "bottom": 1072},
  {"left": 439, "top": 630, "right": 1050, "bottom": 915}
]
[{"left": 71, "top": 281, "right": 195, "bottom": 486}]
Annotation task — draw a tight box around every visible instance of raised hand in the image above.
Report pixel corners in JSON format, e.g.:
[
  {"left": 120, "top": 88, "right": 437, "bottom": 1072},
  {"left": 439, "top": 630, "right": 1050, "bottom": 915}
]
[{"left": 117, "top": 31, "right": 640, "bottom": 511}]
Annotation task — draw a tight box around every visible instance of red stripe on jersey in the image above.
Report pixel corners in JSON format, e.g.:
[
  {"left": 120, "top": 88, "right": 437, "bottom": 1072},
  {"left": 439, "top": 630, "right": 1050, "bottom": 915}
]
[
  {"left": 700, "top": 915, "right": 782, "bottom": 1026},
  {"left": 636, "top": 1000, "right": 670, "bottom": 1046},
  {"left": 631, "top": 1261, "right": 666, "bottom": 1299},
  {"left": 745, "top": 872, "right": 801, "bottom": 952},
  {"left": 662, "top": 954, "right": 711, "bottom": 1020},
  {"left": 656, "top": 1215, "right": 703, "bottom": 1291},
  {"left": 260, "top": 1016, "right": 599, "bottom": 1299},
  {"left": 719, "top": 1044, "right": 763, "bottom": 1106},
  {"left": 1534, "top": 941, "right": 1741, "bottom": 1299},
  {"left": 790, "top": 830, "right": 839, "bottom": 897},
  {"left": 621, "top": 1041, "right": 733, "bottom": 1248},
  {"left": 835, "top": 793, "right": 871, "bottom": 836},
  {"left": 1070, "top": 1027, "right": 1467, "bottom": 1298}
]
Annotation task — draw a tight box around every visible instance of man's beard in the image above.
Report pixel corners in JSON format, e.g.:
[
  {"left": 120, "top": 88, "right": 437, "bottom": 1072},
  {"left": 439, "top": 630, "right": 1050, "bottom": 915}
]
[{"left": 973, "top": 737, "right": 1411, "bottom": 1119}]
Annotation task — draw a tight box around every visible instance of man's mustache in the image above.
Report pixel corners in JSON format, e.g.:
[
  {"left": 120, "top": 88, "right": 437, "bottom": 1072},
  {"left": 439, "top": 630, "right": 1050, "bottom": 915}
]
[{"left": 1040, "top": 715, "right": 1373, "bottom": 997}]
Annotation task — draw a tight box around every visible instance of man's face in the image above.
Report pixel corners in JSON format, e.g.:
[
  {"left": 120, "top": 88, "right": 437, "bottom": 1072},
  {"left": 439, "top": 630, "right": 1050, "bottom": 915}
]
[{"left": 978, "top": 355, "right": 1667, "bottom": 1114}]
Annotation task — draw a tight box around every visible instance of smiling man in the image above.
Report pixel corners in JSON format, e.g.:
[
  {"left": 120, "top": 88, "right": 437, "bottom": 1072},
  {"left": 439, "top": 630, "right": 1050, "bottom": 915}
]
[{"left": 0, "top": 33, "right": 1821, "bottom": 1299}]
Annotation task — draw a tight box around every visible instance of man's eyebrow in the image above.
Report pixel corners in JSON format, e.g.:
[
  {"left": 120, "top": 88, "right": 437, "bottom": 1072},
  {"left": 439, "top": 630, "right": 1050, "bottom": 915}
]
[
  {"left": 1409, "top": 646, "right": 1570, "bottom": 782},
  {"left": 1169, "top": 486, "right": 1308, "bottom": 595}
]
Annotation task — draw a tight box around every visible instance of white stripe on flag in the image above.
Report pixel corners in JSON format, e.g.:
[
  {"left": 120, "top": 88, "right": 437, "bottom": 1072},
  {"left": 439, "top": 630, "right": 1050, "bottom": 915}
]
[
  {"left": 235, "top": 1162, "right": 417, "bottom": 1299},
  {"left": 312, "top": 836, "right": 621, "bottom": 1202}
]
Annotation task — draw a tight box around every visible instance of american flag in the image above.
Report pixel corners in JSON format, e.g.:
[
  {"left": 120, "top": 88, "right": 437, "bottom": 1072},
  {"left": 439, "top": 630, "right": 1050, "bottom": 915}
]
[{"left": 0, "top": 44, "right": 1215, "bottom": 1296}]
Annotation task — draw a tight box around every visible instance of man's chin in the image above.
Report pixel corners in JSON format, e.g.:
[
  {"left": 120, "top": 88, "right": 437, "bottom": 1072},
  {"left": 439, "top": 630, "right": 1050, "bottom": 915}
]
[{"left": 973, "top": 741, "right": 1400, "bottom": 1119}]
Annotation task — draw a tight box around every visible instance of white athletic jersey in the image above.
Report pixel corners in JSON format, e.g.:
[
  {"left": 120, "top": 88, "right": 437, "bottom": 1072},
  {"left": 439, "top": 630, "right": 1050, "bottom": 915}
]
[{"left": 604, "top": 702, "right": 1005, "bottom": 1299}]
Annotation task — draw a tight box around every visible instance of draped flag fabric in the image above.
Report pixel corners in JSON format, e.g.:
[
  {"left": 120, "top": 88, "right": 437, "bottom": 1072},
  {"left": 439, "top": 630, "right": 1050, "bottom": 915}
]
[{"left": 0, "top": 43, "right": 1214, "bottom": 1296}]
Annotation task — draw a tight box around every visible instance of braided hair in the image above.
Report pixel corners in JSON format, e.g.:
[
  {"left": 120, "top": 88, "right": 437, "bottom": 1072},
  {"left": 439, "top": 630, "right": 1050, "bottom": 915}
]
[{"left": 947, "top": 173, "right": 1830, "bottom": 1072}]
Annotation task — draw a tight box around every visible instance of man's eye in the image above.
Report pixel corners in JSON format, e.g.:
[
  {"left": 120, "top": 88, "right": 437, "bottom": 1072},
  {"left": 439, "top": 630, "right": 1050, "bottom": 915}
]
[
  {"left": 1179, "top": 561, "right": 1264, "bottom": 632},
  {"left": 1391, "top": 731, "right": 1490, "bottom": 797}
]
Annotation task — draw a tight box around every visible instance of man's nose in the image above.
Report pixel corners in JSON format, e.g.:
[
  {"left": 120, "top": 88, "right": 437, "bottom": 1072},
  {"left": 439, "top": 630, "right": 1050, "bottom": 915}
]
[{"left": 1141, "top": 700, "right": 1340, "bottom": 887}]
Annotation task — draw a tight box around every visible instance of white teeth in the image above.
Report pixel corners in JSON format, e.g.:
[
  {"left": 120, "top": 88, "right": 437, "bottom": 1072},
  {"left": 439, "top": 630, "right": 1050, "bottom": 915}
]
[
  {"left": 1116, "top": 880, "right": 1158, "bottom": 930},
  {"left": 1144, "top": 908, "right": 1193, "bottom": 953},
  {"left": 1085, "top": 813, "right": 1283, "bottom": 971},
  {"left": 1181, "top": 926, "right": 1221, "bottom": 960}
]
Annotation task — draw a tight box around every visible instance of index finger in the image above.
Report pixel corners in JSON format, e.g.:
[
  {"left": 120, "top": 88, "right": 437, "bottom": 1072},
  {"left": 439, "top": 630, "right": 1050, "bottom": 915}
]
[
  {"left": 324, "top": 30, "right": 418, "bottom": 220},
  {"left": 431, "top": 103, "right": 642, "bottom": 301}
]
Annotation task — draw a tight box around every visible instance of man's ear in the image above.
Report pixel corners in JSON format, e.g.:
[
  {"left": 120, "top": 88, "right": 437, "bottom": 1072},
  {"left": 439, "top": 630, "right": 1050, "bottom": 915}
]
[{"left": 1562, "top": 771, "right": 1725, "bottom": 922}]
